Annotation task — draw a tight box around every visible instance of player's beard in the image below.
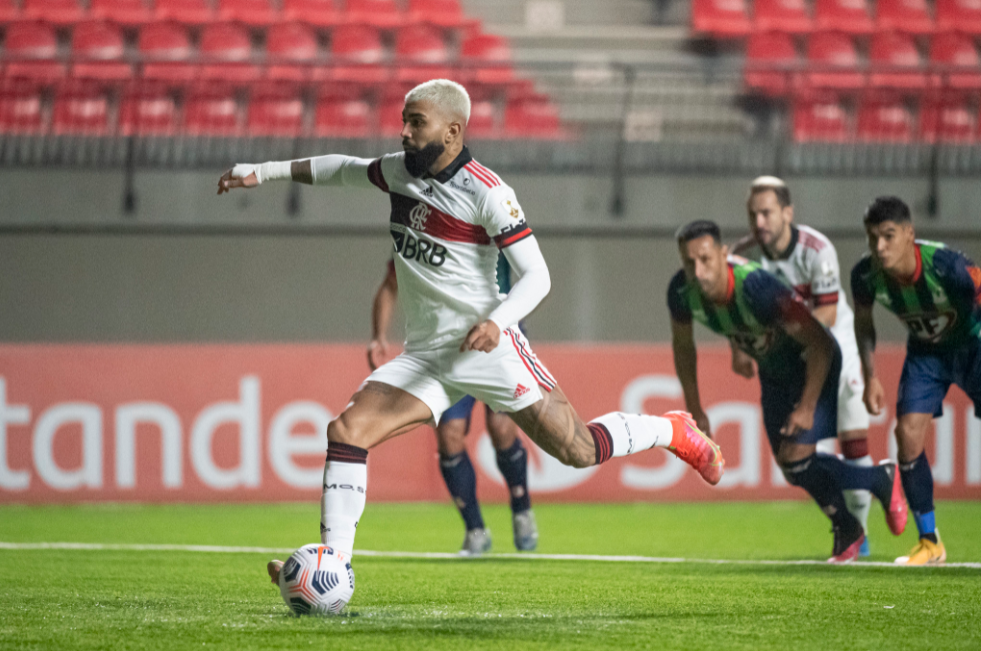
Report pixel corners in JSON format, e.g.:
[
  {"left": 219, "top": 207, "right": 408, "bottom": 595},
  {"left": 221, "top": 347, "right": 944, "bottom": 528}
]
[{"left": 403, "top": 141, "right": 446, "bottom": 178}]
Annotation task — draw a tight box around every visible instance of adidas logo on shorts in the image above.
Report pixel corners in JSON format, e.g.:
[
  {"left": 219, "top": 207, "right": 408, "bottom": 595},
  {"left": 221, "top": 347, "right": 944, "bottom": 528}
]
[{"left": 514, "top": 384, "right": 530, "bottom": 399}]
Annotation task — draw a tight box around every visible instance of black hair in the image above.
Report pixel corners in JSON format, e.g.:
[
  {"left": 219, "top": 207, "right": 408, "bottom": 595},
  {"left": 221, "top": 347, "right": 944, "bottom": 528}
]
[
  {"left": 676, "top": 220, "right": 722, "bottom": 246},
  {"left": 863, "top": 196, "right": 912, "bottom": 226}
]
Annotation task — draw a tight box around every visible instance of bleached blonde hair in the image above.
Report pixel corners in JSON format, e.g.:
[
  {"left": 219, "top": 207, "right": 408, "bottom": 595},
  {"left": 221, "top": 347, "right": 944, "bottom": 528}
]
[{"left": 404, "top": 79, "right": 471, "bottom": 125}]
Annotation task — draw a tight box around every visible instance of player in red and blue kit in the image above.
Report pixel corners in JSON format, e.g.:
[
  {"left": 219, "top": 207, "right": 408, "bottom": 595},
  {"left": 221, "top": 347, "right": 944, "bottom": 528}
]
[{"left": 852, "top": 196, "right": 981, "bottom": 565}]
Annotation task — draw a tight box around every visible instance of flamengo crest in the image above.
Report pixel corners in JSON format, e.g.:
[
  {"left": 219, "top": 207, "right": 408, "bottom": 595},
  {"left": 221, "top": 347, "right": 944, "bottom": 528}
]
[{"left": 409, "top": 202, "right": 431, "bottom": 231}]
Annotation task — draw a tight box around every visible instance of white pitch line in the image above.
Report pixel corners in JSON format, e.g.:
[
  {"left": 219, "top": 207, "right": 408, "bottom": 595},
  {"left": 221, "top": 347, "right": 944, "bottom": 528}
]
[{"left": 1, "top": 541, "right": 979, "bottom": 569}]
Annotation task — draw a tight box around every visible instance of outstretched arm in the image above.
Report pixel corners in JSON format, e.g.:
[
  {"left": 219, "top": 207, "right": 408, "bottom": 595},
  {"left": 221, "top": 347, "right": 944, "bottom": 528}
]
[
  {"left": 461, "top": 236, "right": 551, "bottom": 353},
  {"left": 218, "top": 155, "right": 379, "bottom": 194},
  {"left": 671, "top": 318, "right": 710, "bottom": 436},
  {"left": 368, "top": 264, "right": 399, "bottom": 371}
]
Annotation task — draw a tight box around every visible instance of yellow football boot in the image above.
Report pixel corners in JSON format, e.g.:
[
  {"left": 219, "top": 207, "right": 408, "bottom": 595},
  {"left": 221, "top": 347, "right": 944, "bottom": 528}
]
[{"left": 895, "top": 531, "right": 946, "bottom": 566}]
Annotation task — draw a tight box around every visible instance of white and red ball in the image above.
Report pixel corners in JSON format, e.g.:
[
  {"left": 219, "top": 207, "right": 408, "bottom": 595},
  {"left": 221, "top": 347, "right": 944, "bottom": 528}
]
[{"left": 277, "top": 544, "right": 355, "bottom": 616}]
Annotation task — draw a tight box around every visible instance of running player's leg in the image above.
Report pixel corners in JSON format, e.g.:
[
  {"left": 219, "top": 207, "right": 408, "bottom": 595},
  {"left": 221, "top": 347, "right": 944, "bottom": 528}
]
[
  {"left": 435, "top": 396, "right": 491, "bottom": 554},
  {"left": 893, "top": 352, "right": 950, "bottom": 564},
  {"left": 836, "top": 355, "right": 874, "bottom": 554},
  {"left": 486, "top": 405, "right": 537, "bottom": 551}
]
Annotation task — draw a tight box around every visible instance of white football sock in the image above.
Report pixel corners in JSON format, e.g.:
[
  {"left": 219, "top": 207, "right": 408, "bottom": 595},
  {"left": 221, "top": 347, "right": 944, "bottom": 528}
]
[
  {"left": 320, "top": 458, "right": 367, "bottom": 557},
  {"left": 843, "top": 455, "right": 873, "bottom": 531},
  {"left": 590, "top": 412, "right": 675, "bottom": 457}
]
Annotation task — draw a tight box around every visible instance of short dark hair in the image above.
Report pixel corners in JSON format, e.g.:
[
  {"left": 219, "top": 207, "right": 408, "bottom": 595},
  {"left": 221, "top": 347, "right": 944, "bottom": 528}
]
[
  {"left": 676, "top": 220, "right": 722, "bottom": 246},
  {"left": 749, "top": 176, "right": 792, "bottom": 208},
  {"left": 864, "top": 196, "right": 912, "bottom": 226}
]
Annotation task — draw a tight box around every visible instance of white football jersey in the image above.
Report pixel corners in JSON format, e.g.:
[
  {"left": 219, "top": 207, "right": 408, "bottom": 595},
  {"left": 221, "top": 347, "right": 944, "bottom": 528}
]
[
  {"left": 367, "top": 146, "right": 532, "bottom": 351},
  {"left": 757, "top": 225, "right": 860, "bottom": 359}
]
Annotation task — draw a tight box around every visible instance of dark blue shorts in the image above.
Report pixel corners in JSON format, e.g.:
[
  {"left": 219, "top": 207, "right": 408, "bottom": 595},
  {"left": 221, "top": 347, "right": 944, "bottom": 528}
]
[
  {"left": 897, "top": 340, "right": 981, "bottom": 418},
  {"left": 760, "top": 342, "right": 842, "bottom": 455},
  {"left": 439, "top": 394, "right": 476, "bottom": 425}
]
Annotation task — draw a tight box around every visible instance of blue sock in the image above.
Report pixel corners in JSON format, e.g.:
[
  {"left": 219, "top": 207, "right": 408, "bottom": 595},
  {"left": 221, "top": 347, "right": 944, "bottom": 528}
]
[
  {"left": 439, "top": 452, "right": 484, "bottom": 531},
  {"left": 900, "top": 451, "right": 937, "bottom": 541},
  {"left": 495, "top": 438, "right": 531, "bottom": 514},
  {"left": 813, "top": 453, "right": 892, "bottom": 504}
]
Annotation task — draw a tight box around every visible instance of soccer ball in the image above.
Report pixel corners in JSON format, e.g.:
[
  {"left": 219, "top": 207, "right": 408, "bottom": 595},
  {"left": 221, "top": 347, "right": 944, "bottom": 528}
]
[{"left": 277, "top": 544, "right": 355, "bottom": 616}]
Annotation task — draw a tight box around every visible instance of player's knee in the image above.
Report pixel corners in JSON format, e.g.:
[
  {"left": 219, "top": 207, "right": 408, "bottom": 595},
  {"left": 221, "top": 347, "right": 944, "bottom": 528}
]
[
  {"left": 436, "top": 422, "right": 467, "bottom": 456},
  {"left": 327, "top": 415, "right": 367, "bottom": 448}
]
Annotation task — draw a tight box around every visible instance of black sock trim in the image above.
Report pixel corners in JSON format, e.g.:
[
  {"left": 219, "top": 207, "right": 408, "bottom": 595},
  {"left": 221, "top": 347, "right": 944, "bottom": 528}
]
[{"left": 327, "top": 442, "right": 368, "bottom": 464}]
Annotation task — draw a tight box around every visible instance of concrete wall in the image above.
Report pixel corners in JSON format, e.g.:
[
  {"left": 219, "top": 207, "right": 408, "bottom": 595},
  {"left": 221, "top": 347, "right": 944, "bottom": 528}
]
[{"left": 1, "top": 169, "right": 980, "bottom": 343}]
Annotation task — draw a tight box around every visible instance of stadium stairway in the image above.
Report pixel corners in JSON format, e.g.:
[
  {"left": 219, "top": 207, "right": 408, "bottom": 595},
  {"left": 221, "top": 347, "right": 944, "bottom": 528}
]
[{"left": 460, "top": 0, "right": 750, "bottom": 142}]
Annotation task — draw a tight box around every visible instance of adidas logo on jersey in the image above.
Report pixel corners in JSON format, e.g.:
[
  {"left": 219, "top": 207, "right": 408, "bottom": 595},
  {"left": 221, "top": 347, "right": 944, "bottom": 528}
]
[
  {"left": 514, "top": 384, "right": 530, "bottom": 399},
  {"left": 422, "top": 186, "right": 434, "bottom": 198}
]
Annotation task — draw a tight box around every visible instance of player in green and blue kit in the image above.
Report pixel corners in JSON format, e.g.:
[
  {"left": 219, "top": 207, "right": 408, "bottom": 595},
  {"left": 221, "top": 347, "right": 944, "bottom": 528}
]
[
  {"left": 369, "top": 254, "right": 538, "bottom": 555},
  {"left": 852, "top": 196, "right": 981, "bottom": 565},
  {"left": 669, "top": 220, "right": 907, "bottom": 562}
]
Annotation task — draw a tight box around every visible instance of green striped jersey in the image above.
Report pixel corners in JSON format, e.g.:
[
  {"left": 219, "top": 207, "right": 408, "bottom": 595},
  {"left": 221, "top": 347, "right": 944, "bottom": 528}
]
[
  {"left": 667, "top": 256, "right": 810, "bottom": 380},
  {"left": 851, "top": 240, "right": 981, "bottom": 353}
]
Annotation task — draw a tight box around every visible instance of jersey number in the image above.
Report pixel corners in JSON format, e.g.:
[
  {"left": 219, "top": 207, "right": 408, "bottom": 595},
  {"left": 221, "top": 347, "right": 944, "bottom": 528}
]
[
  {"left": 392, "top": 228, "right": 447, "bottom": 267},
  {"left": 902, "top": 312, "right": 956, "bottom": 342},
  {"left": 730, "top": 331, "right": 774, "bottom": 356}
]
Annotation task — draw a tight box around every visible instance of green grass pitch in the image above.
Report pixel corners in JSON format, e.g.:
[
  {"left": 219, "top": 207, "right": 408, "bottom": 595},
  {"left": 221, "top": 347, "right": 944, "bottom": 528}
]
[{"left": 1, "top": 501, "right": 979, "bottom": 650}]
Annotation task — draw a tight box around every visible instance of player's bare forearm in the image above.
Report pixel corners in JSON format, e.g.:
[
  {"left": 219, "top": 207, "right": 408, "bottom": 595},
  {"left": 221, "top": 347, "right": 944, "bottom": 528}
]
[
  {"left": 783, "top": 303, "right": 832, "bottom": 412},
  {"left": 371, "top": 270, "right": 398, "bottom": 341},
  {"left": 853, "top": 303, "right": 878, "bottom": 384},
  {"left": 509, "top": 385, "right": 595, "bottom": 468},
  {"left": 671, "top": 320, "right": 704, "bottom": 416}
]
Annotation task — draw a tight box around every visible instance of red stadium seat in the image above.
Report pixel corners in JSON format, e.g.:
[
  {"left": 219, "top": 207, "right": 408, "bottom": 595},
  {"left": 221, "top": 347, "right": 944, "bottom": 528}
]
[
  {"left": 814, "top": 0, "right": 874, "bottom": 34},
  {"left": 314, "top": 96, "right": 373, "bottom": 137},
  {"left": 218, "top": 0, "right": 280, "bottom": 26},
  {"left": 929, "top": 32, "right": 981, "bottom": 89},
  {"left": 504, "top": 98, "right": 562, "bottom": 138},
  {"left": 378, "top": 94, "right": 405, "bottom": 134},
  {"left": 408, "top": 0, "right": 478, "bottom": 29},
  {"left": 342, "top": 0, "right": 405, "bottom": 29},
  {"left": 919, "top": 100, "right": 976, "bottom": 142},
  {"left": 936, "top": 0, "right": 981, "bottom": 35},
  {"left": 52, "top": 90, "right": 110, "bottom": 135},
  {"left": 460, "top": 32, "right": 514, "bottom": 85},
  {"left": 692, "top": 0, "right": 752, "bottom": 37},
  {"left": 282, "top": 0, "right": 342, "bottom": 27},
  {"left": 0, "top": 0, "right": 22, "bottom": 23},
  {"left": 89, "top": 0, "right": 153, "bottom": 26},
  {"left": 22, "top": 0, "right": 86, "bottom": 26},
  {"left": 247, "top": 94, "right": 305, "bottom": 136},
  {"left": 875, "top": 0, "right": 934, "bottom": 34},
  {"left": 266, "top": 22, "right": 322, "bottom": 83},
  {"left": 139, "top": 23, "right": 197, "bottom": 85},
  {"left": 868, "top": 32, "right": 927, "bottom": 90},
  {"left": 119, "top": 92, "right": 178, "bottom": 135},
  {"left": 184, "top": 92, "right": 241, "bottom": 135},
  {"left": 753, "top": 0, "right": 813, "bottom": 34},
  {"left": 856, "top": 99, "right": 913, "bottom": 141},
  {"left": 4, "top": 22, "right": 66, "bottom": 84},
  {"left": 793, "top": 98, "right": 850, "bottom": 141},
  {"left": 71, "top": 22, "right": 133, "bottom": 82},
  {"left": 805, "top": 32, "right": 865, "bottom": 90},
  {"left": 394, "top": 25, "right": 452, "bottom": 83},
  {"left": 0, "top": 91, "right": 45, "bottom": 134},
  {"left": 329, "top": 25, "right": 388, "bottom": 85},
  {"left": 466, "top": 99, "right": 496, "bottom": 138},
  {"left": 154, "top": 0, "right": 215, "bottom": 25},
  {"left": 199, "top": 23, "right": 261, "bottom": 85},
  {"left": 745, "top": 32, "right": 799, "bottom": 96}
]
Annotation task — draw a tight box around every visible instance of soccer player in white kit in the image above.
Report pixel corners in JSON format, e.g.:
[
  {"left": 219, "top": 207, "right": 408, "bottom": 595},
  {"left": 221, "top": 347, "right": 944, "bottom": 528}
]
[
  {"left": 732, "top": 176, "right": 875, "bottom": 556},
  {"left": 217, "top": 80, "right": 725, "bottom": 575}
]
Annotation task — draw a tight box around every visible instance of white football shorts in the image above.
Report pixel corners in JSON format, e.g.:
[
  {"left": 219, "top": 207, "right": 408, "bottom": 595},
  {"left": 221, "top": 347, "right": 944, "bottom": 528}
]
[
  {"left": 365, "top": 326, "right": 556, "bottom": 422},
  {"left": 837, "top": 349, "right": 870, "bottom": 434}
]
